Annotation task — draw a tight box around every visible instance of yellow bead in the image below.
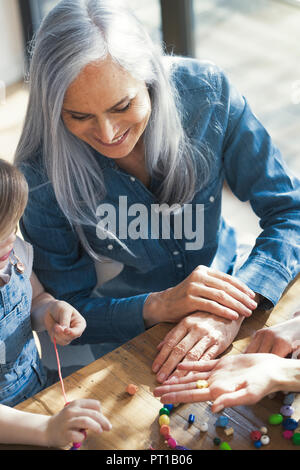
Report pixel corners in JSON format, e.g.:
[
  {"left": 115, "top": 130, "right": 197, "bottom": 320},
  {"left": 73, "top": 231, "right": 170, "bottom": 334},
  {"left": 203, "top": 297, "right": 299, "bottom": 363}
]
[
  {"left": 159, "top": 415, "right": 170, "bottom": 426},
  {"left": 196, "top": 380, "right": 209, "bottom": 389}
]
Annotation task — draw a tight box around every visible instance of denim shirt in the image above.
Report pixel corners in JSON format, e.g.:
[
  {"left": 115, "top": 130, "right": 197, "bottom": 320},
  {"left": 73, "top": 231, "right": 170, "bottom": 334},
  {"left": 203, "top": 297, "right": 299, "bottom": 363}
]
[
  {"left": 19, "top": 57, "right": 300, "bottom": 347},
  {"left": 0, "top": 240, "right": 47, "bottom": 407}
]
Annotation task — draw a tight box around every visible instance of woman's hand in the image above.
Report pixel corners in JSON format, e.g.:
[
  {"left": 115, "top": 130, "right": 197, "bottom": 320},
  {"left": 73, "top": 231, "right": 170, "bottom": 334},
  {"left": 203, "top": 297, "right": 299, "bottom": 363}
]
[
  {"left": 44, "top": 300, "right": 87, "bottom": 345},
  {"left": 153, "top": 354, "right": 283, "bottom": 411},
  {"left": 152, "top": 312, "right": 243, "bottom": 383},
  {"left": 245, "top": 316, "right": 300, "bottom": 357},
  {"left": 143, "top": 265, "right": 257, "bottom": 327},
  {"left": 45, "top": 399, "right": 112, "bottom": 447}
]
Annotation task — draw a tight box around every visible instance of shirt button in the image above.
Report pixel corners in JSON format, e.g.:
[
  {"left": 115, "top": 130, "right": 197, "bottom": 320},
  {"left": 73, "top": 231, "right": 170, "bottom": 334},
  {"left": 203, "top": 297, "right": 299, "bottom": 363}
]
[
  {"left": 177, "top": 263, "right": 183, "bottom": 268},
  {"left": 209, "top": 196, "right": 215, "bottom": 203},
  {"left": 107, "top": 244, "right": 114, "bottom": 250},
  {"left": 173, "top": 251, "right": 179, "bottom": 255},
  {"left": 130, "top": 177, "right": 136, "bottom": 182}
]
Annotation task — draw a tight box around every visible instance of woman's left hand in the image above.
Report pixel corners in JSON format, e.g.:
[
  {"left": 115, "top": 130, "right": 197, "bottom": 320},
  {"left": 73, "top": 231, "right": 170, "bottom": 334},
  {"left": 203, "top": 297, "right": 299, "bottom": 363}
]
[
  {"left": 153, "top": 353, "right": 281, "bottom": 411},
  {"left": 152, "top": 311, "right": 243, "bottom": 383},
  {"left": 44, "top": 300, "right": 87, "bottom": 345}
]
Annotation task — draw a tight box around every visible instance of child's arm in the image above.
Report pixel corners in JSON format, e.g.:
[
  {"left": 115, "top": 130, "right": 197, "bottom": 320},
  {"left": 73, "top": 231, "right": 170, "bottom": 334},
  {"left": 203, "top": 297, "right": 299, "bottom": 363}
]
[
  {"left": 0, "top": 399, "right": 111, "bottom": 446},
  {"left": 30, "top": 271, "right": 86, "bottom": 345}
]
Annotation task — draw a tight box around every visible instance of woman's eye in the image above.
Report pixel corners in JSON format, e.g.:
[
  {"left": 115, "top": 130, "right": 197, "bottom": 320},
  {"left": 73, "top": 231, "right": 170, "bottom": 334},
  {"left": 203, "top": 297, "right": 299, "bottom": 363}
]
[
  {"left": 115, "top": 102, "right": 131, "bottom": 113},
  {"left": 70, "top": 114, "right": 91, "bottom": 121}
]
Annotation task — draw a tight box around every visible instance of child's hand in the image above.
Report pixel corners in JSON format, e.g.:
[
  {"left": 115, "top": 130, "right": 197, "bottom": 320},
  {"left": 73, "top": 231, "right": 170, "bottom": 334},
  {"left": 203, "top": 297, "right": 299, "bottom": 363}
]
[
  {"left": 44, "top": 300, "right": 87, "bottom": 345},
  {"left": 45, "top": 399, "right": 112, "bottom": 448}
]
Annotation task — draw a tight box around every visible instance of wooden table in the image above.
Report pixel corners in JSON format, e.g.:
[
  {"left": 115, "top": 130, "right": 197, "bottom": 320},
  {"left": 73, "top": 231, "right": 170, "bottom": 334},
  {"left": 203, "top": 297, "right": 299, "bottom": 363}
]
[{"left": 2, "top": 276, "right": 300, "bottom": 451}]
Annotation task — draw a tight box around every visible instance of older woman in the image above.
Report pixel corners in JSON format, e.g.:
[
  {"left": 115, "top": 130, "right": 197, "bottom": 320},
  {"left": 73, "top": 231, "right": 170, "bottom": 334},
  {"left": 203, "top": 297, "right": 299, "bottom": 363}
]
[{"left": 15, "top": 0, "right": 300, "bottom": 383}]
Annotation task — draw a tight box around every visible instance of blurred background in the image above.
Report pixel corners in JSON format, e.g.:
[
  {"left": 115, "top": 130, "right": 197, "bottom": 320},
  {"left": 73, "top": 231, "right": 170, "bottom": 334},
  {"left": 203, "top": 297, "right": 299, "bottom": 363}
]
[{"left": 1, "top": 0, "right": 300, "bottom": 238}]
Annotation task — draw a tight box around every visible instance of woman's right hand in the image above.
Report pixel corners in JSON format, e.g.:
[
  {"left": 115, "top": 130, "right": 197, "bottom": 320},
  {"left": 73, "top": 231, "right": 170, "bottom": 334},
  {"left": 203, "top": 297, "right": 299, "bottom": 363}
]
[
  {"left": 45, "top": 399, "right": 112, "bottom": 447},
  {"left": 143, "top": 265, "right": 257, "bottom": 326}
]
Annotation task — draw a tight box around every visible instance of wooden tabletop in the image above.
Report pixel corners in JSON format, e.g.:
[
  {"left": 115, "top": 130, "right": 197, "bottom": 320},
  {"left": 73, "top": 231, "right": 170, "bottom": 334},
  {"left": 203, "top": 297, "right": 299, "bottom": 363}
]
[{"left": 2, "top": 275, "right": 300, "bottom": 451}]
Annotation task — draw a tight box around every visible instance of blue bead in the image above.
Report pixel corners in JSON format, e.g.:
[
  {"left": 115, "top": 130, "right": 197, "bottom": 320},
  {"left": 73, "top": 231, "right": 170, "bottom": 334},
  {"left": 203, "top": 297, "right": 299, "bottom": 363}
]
[
  {"left": 283, "top": 393, "right": 295, "bottom": 406},
  {"left": 254, "top": 440, "right": 262, "bottom": 449},
  {"left": 282, "top": 418, "right": 298, "bottom": 430},
  {"left": 188, "top": 414, "right": 195, "bottom": 424},
  {"left": 165, "top": 404, "right": 174, "bottom": 411},
  {"left": 215, "top": 416, "right": 229, "bottom": 427}
]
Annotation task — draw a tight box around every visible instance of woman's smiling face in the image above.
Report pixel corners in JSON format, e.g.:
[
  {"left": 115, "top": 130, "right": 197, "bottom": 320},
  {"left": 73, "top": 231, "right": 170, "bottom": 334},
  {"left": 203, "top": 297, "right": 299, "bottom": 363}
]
[{"left": 62, "top": 58, "right": 152, "bottom": 160}]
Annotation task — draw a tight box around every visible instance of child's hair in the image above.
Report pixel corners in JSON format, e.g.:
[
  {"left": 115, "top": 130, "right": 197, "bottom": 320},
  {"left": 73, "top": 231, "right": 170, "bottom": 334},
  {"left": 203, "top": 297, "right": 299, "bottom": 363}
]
[{"left": 0, "top": 159, "right": 28, "bottom": 239}]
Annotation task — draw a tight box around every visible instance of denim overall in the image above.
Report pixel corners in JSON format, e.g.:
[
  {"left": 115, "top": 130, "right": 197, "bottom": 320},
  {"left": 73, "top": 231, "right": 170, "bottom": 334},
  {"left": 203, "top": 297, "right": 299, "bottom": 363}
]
[{"left": 0, "top": 253, "right": 47, "bottom": 407}]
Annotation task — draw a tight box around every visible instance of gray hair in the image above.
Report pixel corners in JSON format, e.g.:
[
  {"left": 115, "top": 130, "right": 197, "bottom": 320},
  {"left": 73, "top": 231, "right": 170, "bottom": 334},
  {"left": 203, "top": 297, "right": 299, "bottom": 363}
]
[{"left": 15, "top": 0, "right": 213, "bottom": 259}]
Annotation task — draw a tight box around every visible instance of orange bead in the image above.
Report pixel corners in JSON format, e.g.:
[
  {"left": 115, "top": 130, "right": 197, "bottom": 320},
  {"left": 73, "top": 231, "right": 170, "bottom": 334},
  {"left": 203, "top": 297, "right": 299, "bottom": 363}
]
[
  {"left": 126, "top": 383, "right": 138, "bottom": 395},
  {"left": 160, "top": 424, "right": 171, "bottom": 437}
]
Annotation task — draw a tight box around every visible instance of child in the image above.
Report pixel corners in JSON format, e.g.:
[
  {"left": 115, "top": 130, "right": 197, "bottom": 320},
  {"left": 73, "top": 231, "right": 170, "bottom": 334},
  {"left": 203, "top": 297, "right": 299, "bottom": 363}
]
[
  {"left": 153, "top": 312, "right": 300, "bottom": 411},
  {"left": 0, "top": 159, "right": 111, "bottom": 446}
]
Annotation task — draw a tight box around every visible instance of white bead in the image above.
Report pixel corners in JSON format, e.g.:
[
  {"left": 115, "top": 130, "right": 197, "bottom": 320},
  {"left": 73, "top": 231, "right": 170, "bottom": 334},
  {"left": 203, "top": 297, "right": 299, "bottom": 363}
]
[
  {"left": 209, "top": 196, "right": 215, "bottom": 203},
  {"left": 261, "top": 435, "right": 270, "bottom": 445},
  {"left": 260, "top": 426, "right": 268, "bottom": 434},
  {"left": 173, "top": 251, "right": 179, "bottom": 255},
  {"left": 130, "top": 177, "right": 136, "bottom": 182},
  {"left": 107, "top": 244, "right": 114, "bottom": 250},
  {"left": 177, "top": 264, "right": 183, "bottom": 268},
  {"left": 199, "top": 422, "right": 208, "bottom": 432}
]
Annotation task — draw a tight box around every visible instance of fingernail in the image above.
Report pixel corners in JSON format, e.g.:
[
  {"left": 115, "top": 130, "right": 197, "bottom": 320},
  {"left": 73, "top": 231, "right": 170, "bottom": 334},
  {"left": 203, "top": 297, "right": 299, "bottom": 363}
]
[
  {"left": 153, "top": 364, "right": 159, "bottom": 373},
  {"left": 157, "top": 373, "right": 166, "bottom": 382},
  {"left": 213, "top": 404, "right": 224, "bottom": 413}
]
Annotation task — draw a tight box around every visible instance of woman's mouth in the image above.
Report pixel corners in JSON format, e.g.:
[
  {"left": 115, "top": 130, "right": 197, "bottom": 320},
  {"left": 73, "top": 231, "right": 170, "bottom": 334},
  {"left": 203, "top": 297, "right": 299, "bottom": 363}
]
[
  {"left": 0, "top": 250, "right": 12, "bottom": 262},
  {"left": 94, "top": 128, "right": 130, "bottom": 147}
]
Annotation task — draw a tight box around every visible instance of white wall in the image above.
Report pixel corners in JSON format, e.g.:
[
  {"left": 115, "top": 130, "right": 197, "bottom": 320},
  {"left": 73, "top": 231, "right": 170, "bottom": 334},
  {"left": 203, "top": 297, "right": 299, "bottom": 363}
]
[{"left": 0, "top": 0, "right": 25, "bottom": 86}]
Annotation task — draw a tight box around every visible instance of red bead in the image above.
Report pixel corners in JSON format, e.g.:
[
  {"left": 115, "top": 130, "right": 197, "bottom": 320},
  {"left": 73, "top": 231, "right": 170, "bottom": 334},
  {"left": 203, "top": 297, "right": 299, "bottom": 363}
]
[{"left": 250, "top": 431, "right": 262, "bottom": 441}]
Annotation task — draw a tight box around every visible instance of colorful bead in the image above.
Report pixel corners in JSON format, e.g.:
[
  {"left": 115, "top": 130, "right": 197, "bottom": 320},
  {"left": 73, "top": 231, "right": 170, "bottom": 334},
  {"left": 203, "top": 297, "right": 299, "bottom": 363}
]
[
  {"left": 268, "top": 413, "right": 283, "bottom": 425},
  {"left": 215, "top": 416, "right": 229, "bottom": 427},
  {"left": 196, "top": 379, "right": 209, "bottom": 389},
  {"left": 159, "top": 407, "right": 170, "bottom": 416},
  {"left": 283, "top": 430, "right": 294, "bottom": 439},
  {"left": 188, "top": 414, "right": 195, "bottom": 424},
  {"left": 254, "top": 440, "right": 262, "bottom": 449},
  {"left": 219, "top": 441, "right": 232, "bottom": 450},
  {"left": 250, "top": 430, "right": 262, "bottom": 441},
  {"left": 282, "top": 418, "right": 298, "bottom": 431},
  {"left": 280, "top": 405, "right": 294, "bottom": 417},
  {"left": 164, "top": 404, "right": 174, "bottom": 412},
  {"left": 260, "top": 426, "right": 268, "bottom": 434},
  {"left": 283, "top": 393, "right": 295, "bottom": 406},
  {"left": 167, "top": 437, "right": 177, "bottom": 449},
  {"left": 159, "top": 415, "right": 170, "bottom": 426},
  {"left": 213, "top": 437, "right": 221, "bottom": 446},
  {"left": 199, "top": 422, "right": 209, "bottom": 432},
  {"left": 224, "top": 427, "right": 234, "bottom": 437},
  {"left": 160, "top": 424, "right": 171, "bottom": 437},
  {"left": 261, "top": 435, "right": 270, "bottom": 445},
  {"left": 126, "top": 384, "right": 138, "bottom": 395},
  {"left": 292, "top": 433, "right": 300, "bottom": 446}
]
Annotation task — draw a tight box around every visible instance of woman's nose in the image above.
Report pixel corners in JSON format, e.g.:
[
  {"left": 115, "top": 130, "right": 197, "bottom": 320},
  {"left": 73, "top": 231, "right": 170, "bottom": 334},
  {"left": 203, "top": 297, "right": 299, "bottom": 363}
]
[{"left": 96, "top": 116, "right": 119, "bottom": 144}]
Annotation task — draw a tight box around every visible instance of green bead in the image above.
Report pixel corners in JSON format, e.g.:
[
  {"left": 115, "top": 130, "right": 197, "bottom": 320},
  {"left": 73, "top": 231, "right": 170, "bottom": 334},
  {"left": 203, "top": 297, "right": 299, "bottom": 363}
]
[
  {"left": 159, "top": 407, "right": 170, "bottom": 416},
  {"left": 268, "top": 413, "right": 283, "bottom": 425},
  {"left": 292, "top": 433, "right": 300, "bottom": 445},
  {"left": 220, "top": 441, "right": 232, "bottom": 450}
]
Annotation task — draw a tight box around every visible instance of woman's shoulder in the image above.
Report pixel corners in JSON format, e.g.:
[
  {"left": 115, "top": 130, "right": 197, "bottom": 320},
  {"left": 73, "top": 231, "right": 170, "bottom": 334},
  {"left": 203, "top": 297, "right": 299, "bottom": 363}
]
[
  {"left": 162, "top": 55, "right": 224, "bottom": 94},
  {"left": 17, "top": 149, "right": 48, "bottom": 189}
]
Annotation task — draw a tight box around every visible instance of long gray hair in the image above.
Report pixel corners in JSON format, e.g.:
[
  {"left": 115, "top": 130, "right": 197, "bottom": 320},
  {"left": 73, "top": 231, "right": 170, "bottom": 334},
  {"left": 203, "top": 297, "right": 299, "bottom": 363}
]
[{"left": 15, "top": 0, "right": 213, "bottom": 259}]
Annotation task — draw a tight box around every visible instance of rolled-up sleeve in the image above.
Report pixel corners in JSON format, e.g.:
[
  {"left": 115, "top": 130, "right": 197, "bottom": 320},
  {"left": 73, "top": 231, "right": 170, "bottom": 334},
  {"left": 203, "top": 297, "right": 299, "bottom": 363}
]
[{"left": 216, "top": 68, "right": 300, "bottom": 306}]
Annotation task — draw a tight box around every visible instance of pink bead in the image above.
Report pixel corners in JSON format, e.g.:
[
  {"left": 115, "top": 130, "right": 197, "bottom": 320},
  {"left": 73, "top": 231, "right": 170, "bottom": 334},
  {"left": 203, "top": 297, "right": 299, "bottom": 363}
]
[
  {"left": 167, "top": 437, "right": 177, "bottom": 449},
  {"left": 72, "top": 442, "right": 82, "bottom": 449},
  {"left": 283, "top": 430, "right": 294, "bottom": 440}
]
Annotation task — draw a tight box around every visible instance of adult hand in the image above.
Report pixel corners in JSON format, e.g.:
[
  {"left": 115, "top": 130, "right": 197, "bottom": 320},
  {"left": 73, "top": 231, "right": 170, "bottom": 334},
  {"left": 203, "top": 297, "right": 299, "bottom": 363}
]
[
  {"left": 44, "top": 300, "right": 87, "bottom": 346},
  {"left": 153, "top": 354, "right": 282, "bottom": 411},
  {"left": 245, "top": 316, "right": 300, "bottom": 357},
  {"left": 152, "top": 312, "right": 243, "bottom": 383},
  {"left": 143, "top": 265, "right": 257, "bottom": 327}
]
